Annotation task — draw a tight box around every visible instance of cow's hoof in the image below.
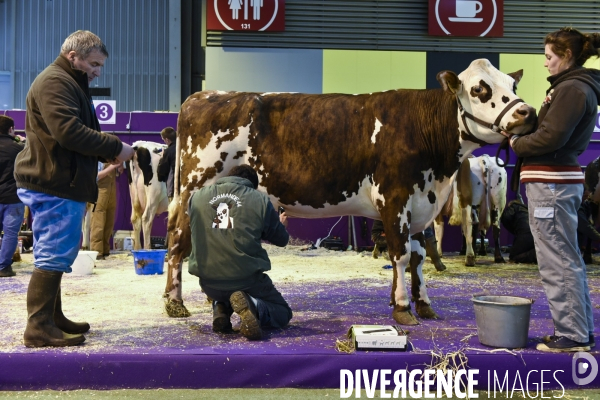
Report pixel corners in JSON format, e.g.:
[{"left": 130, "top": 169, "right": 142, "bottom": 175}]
[
  {"left": 416, "top": 302, "right": 440, "bottom": 319},
  {"left": 434, "top": 262, "right": 447, "bottom": 272},
  {"left": 465, "top": 255, "right": 476, "bottom": 267},
  {"left": 495, "top": 256, "right": 506, "bottom": 263},
  {"left": 392, "top": 306, "right": 419, "bottom": 325},
  {"left": 165, "top": 300, "right": 191, "bottom": 318}
]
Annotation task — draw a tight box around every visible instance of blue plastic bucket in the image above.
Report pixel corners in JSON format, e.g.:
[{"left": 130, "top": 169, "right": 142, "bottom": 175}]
[{"left": 131, "top": 249, "right": 167, "bottom": 275}]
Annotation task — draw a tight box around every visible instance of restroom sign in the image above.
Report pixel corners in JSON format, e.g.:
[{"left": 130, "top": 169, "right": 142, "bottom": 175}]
[
  {"left": 93, "top": 100, "right": 116, "bottom": 125},
  {"left": 429, "top": 0, "right": 503, "bottom": 37},
  {"left": 207, "top": 0, "right": 285, "bottom": 31}
]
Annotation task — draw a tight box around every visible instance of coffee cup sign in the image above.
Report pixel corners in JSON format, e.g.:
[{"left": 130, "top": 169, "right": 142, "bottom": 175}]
[
  {"left": 428, "top": 0, "right": 503, "bottom": 37},
  {"left": 455, "top": 0, "right": 482, "bottom": 18}
]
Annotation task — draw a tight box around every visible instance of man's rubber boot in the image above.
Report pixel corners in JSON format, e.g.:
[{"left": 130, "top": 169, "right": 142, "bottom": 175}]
[
  {"left": 54, "top": 287, "right": 90, "bottom": 334},
  {"left": 230, "top": 291, "right": 262, "bottom": 340},
  {"left": 425, "top": 236, "right": 447, "bottom": 272},
  {"left": 23, "top": 269, "right": 85, "bottom": 348},
  {"left": 212, "top": 301, "right": 234, "bottom": 333}
]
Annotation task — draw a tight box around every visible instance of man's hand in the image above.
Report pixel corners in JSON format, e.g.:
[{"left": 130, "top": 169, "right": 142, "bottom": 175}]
[
  {"left": 112, "top": 143, "right": 135, "bottom": 164},
  {"left": 279, "top": 211, "right": 288, "bottom": 228}
]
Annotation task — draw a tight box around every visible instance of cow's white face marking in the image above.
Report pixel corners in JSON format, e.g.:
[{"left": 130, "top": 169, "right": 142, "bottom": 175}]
[
  {"left": 371, "top": 118, "right": 383, "bottom": 144},
  {"left": 456, "top": 59, "right": 532, "bottom": 147}
]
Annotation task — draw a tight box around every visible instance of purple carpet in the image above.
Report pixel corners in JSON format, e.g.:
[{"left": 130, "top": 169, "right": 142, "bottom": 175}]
[{"left": 1, "top": 260, "right": 599, "bottom": 392}]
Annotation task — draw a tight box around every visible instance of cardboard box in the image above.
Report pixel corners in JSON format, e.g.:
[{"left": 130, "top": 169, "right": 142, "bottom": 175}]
[{"left": 349, "top": 325, "right": 408, "bottom": 351}]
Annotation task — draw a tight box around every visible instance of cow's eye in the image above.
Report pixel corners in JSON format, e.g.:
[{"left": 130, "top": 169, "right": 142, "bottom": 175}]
[{"left": 472, "top": 86, "right": 484, "bottom": 94}]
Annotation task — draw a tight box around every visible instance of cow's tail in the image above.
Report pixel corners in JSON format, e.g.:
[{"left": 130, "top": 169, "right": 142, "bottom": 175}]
[
  {"left": 169, "top": 132, "right": 182, "bottom": 215},
  {"left": 478, "top": 155, "right": 492, "bottom": 232}
]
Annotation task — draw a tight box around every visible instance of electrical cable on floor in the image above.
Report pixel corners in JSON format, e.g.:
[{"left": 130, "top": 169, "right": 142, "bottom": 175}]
[{"left": 315, "top": 216, "right": 344, "bottom": 248}]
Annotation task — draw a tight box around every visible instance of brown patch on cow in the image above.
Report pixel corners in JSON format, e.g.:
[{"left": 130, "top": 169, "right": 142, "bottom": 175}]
[
  {"left": 460, "top": 129, "right": 487, "bottom": 147},
  {"left": 501, "top": 95, "right": 510, "bottom": 104},
  {"left": 508, "top": 69, "right": 524, "bottom": 86},
  {"left": 491, "top": 102, "right": 495, "bottom": 108},
  {"left": 220, "top": 152, "right": 227, "bottom": 161},
  {"left": 470, "top": 80, "right": 492, "bottom": 103},
  {"left": 456, "top": 158, "right": 473, "bottom": 208},
  {"left": 436, "top": 71, "right": 461, "bottom": 94},
  {"left": 233, "top": 150, "right": 246, "bottom": 159}
]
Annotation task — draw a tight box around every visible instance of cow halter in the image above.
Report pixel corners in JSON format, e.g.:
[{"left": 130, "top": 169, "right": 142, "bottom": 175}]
[{"left": 455, "top": 93, "right": 524, "bottom": 145}]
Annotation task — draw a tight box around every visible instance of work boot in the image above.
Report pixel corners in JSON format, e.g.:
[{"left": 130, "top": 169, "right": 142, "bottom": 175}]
[
  {"left": 54, "top": 287, "right": 90, "bottom": 334},
  {"left": 212, "top": 301, "right": 233, "bottom": 333},
  {"left": 425, "top": 236, "right": 447, "bottom": 272},
  {"left": 230, "top": 291, "right": 262, "bottom": 340},
  {"left": 536, "top": 336, "right": 590, "bottom": 353},
  {"left": 0, "top": 266, "right": 16, "bottom": 277},
  {"left": 23, "top": 268, "right": 85, "bottom": 348}
]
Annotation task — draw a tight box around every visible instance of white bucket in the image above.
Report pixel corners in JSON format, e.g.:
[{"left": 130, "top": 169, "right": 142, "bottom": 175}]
[
  {"left": 123, "top": 237, "right": 134, "bottom": 251},
  {"left": 71, "top": 251, "right": 98, "bottom": 275}
]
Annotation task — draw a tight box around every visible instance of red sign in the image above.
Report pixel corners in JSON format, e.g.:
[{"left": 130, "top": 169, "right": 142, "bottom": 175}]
[
  {"left": 429, "top": 0, "right": 503, "bottom": 37},
  {"left": 207, "top": 0, "right": 285, "bottom": 31}
]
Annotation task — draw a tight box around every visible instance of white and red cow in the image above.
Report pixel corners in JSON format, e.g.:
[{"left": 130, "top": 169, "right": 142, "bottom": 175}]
[
  {"left": 126, "top": 141, "right": 169, "bottom": 250},
  {"left": 165, "top": 59, "right": 536, "bottom": 324},
  {"left": 434, "top": 154, "right": 507, "bottom": 266}
]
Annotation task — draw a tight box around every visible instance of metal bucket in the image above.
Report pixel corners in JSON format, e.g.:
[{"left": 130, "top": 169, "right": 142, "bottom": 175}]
[{"left": 472, "top": 295, "right": 534, "bottom": 349}]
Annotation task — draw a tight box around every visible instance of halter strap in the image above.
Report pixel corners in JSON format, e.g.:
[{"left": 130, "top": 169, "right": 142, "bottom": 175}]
[{"left": 456, "top": 95, "right": 524, "bottom": 145}]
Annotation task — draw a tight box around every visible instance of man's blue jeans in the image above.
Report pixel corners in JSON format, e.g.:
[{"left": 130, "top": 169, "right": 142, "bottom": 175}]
[
  {"left": 0, "top": 203, "right": 25, "bottom": 270},
  {"left": 17, "top": 189, "right": 86, "bottom": 273}
]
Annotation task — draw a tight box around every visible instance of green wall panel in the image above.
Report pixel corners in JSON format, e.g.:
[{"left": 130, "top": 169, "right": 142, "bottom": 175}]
[
  {"left": 323, "top": 50, "right": 426, "bottom": 94},
  {"left": 500, "top": 53, "right": 548, "bottom": 112}
]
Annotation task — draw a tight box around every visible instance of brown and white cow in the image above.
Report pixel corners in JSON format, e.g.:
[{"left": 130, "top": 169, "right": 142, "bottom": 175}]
[
  {"left": 126, "top": 141, "right": 169, "bottom": 250},
  {"left": 434, "top": 154, "right": 507, "bottom": 266},
  {"left": 164, "top": 59, "right": 536, "bottom": 324}
]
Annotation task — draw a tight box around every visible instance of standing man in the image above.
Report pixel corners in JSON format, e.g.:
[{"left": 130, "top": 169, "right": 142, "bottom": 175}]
[
  {"left": 14, "top": 30, "right": 134, "bottom": 348},
  {"left": 0, "top": 115, "right": 25, "bottom": 277},
  {"left": 90, "top": 162, "right": 123, "bottom": 260},
  {"left": 188, "top": 164, "right": 292, "bottom": 340},
  {"left": 157, "top": 127, "right": 176, "bottom": 202}
]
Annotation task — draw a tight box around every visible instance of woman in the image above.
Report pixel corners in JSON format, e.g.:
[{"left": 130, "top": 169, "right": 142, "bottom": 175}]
[{"left": 505, "top": 27, "right": 600, "bottom": 352}]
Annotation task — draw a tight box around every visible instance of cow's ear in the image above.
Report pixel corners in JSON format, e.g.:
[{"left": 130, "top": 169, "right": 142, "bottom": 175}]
[
  {"left": 437, "top": 71, "right": 461, "bottom": 94},
  {"left": 507, "top": 69, "right": 523, "bottom": 86}
]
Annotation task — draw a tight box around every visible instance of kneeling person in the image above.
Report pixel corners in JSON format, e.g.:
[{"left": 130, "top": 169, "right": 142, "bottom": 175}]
[{"left": 188, "top": 164, "right": 292, "bottom": 340}]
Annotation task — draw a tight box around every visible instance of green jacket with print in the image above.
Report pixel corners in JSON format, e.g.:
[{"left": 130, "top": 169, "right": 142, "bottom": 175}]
[{"left": 188, "top": 176, "right": 289, "bottom": 291}]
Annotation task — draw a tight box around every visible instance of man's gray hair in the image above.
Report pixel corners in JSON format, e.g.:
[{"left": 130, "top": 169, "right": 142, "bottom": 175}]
[{"left": 61, "top": 30, "right": 108, "bottom": 58}]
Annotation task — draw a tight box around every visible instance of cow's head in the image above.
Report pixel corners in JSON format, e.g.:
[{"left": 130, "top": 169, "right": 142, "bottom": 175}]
[{"left": 437, "top": 59, "right": 536, "bottom": 148}]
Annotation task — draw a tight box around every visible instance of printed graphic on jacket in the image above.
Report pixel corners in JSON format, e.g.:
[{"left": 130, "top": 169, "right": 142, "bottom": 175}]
[{"left": 212, "top": 202, "right": 234, "bottom": 229}]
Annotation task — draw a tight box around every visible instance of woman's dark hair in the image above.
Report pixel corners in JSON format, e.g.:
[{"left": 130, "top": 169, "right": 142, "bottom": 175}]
[
  {"left": 228, "top": 164, "right": 259, "bottom": 189},
  {"left": 545, "top": 27, "right": 600, "bottom": 66}
]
